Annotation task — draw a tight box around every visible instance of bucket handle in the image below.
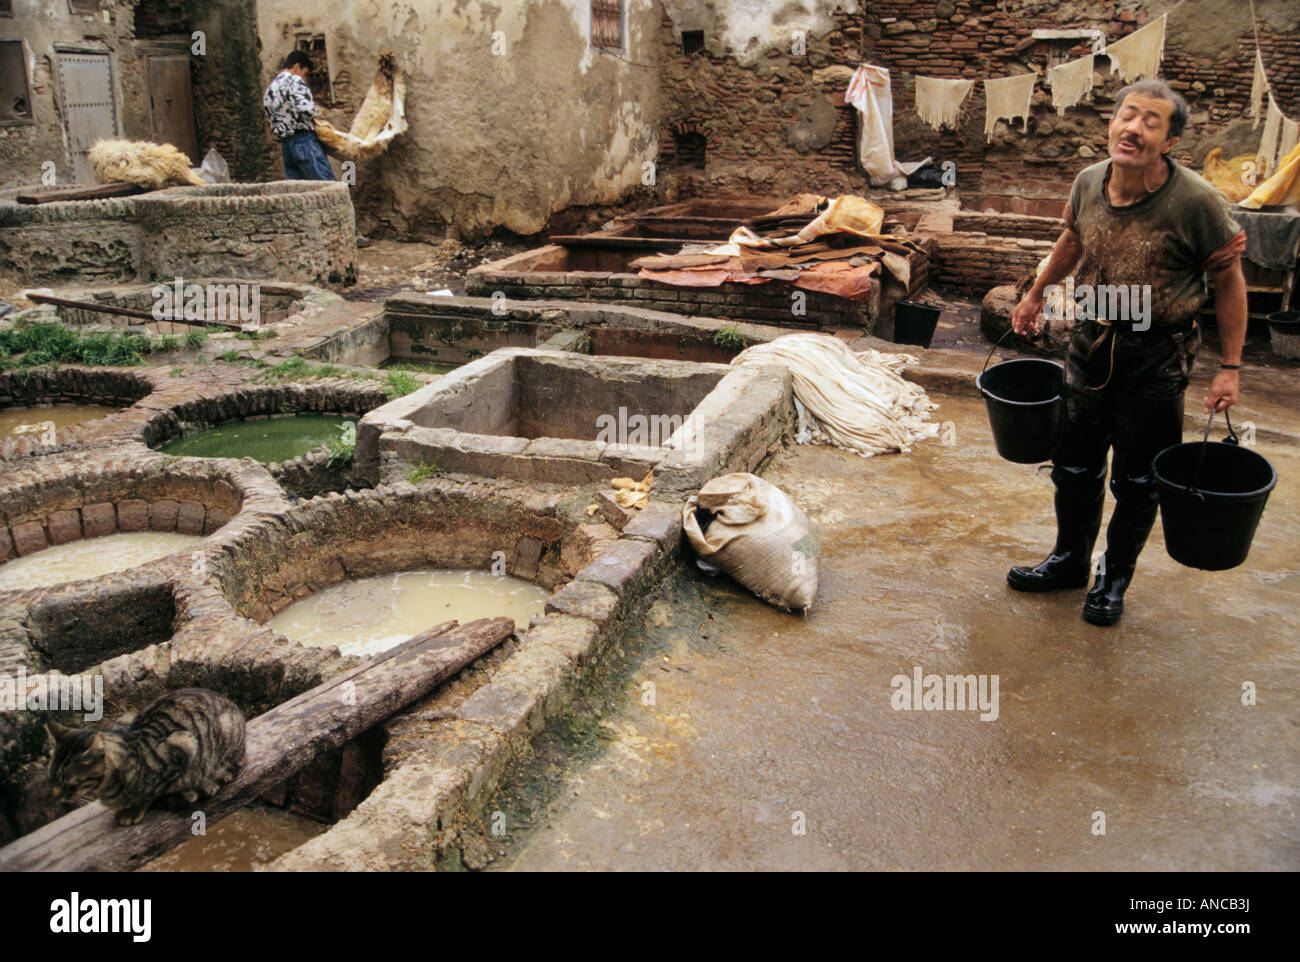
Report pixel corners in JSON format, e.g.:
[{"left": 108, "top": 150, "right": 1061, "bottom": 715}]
[
  {"left": 982, "top": 328, "right": 1014, "bottom": 377},
  {"left": 1183, "top": 408, "right": 1238, "bottom": 500}
]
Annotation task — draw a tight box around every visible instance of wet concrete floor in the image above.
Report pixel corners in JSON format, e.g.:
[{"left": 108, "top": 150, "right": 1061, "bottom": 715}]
[{"left": 487, "top": 392, "right": 1299, "bottom": 871}]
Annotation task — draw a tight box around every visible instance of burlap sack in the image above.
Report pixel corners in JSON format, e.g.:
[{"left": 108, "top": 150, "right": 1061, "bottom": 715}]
[{"left": 682, "top": 473, "right": 819, "bottom": 611}]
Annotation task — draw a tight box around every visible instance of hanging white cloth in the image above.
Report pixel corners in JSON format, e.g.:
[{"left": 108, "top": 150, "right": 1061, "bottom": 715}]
[
  {"left": 1258, "top": 93, "right": 1283, "bottom": 178},
  {"left": 914, "top": 76, "right": 976, "bottom": 131},
  {"left": 847, "top": 64, "right": 910, "bottom": 186},
  {"left": 1104, "top": 14, "right": 1166, "bottom": 84},
  {"left": 1251, "top": 49, "right": 1267, "bottom": 129},
  {"left": 1048, "top": 54, "right": 1095, "bottom": 117},
  {"left": 983, "top": 72, "right": 1038, "bottom": 142}
]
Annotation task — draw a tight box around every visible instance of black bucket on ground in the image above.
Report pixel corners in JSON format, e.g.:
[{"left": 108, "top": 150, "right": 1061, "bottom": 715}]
[
  {"left": 892, "top": 300, "right": 941, "bottom": 348},
  {"left": 1267, "top": 310, "right": 1300, "bottom": 361},
  {"left": 976, "top": 332, "right": 1065, "bottom": 463},
  {"left": 1153, "top": 411, "right": 1277, "bottom": 571}
]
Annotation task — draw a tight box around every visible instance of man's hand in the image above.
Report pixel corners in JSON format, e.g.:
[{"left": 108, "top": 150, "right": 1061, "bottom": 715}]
[
  {"left": 1205, "top": 369, "right": 1239, "bottom": 412},
  {"left": 1011, "top": 292, "right": 1044, "bottom": 335}
]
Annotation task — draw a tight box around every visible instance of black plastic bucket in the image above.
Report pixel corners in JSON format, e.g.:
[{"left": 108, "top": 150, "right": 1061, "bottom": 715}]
[
  {"left": 1267, "top": 310, "right": 1300, "bottom": 360},
  {"left": 1153, "top": 411, "right": 1277, "bottom": 570},
  {"left": 976, "top": 332, "right": 1065, "bottom": 463},
  {"left": 893, "top": 300, "right": 941, "bottom": 348}
]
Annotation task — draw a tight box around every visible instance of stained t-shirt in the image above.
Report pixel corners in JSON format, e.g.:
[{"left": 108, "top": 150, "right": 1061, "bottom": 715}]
[{"left": 1066, "top": 157, "right": 1242, "bottom": 330}]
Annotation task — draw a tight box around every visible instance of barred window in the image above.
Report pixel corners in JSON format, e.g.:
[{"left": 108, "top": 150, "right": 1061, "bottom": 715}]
[{"left": 591, "top": 0, "right": 623, "bottom": 51}]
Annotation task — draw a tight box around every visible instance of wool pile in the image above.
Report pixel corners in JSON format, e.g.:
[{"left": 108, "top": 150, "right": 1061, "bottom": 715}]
[{"left": 88, "top": 140, "right": 205, "bottom": 189}]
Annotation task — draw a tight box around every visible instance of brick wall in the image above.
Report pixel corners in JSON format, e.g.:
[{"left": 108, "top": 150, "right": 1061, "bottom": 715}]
[{"left": 656, "top": 1, "right": 1300, "bottom": 203}]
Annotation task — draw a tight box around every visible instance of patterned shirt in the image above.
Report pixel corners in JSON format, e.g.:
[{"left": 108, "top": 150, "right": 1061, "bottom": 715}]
[{"left": 263, "top": 71, "right": 319, "bottom": 142}]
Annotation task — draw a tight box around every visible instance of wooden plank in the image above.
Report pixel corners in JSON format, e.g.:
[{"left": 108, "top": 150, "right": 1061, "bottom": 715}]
[
  {"left": 22, "top": 293, "right": 245, "bottom": 331},
  {"left": 549, "top": 235, "right": 714, "bottom": 250},
  {"left": 16, "top": 183, "right": 147, "bottom": 205},
  {"left": 0, "top": 617, "right": 513, "bottom": 873}
]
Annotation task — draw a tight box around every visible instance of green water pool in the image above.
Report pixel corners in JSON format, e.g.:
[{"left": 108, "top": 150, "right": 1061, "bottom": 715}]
[
  {"left": 159, "top": 414, "right": 349, "bottom": 463},
  {"left": 381, "top": 357, "right": 461, "bottom": 375}
]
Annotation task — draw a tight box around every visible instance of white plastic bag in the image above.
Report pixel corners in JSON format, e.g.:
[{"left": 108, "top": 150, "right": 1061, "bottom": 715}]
[
  {"left": 682, "top": 473, "right": 820, "bottom": 612},
  {"left": 196, "top": 148, "right": 230, "bottom": 184}
]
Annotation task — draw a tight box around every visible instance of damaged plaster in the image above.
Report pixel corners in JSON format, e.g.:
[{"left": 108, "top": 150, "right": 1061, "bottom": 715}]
[
  {"left": 255, "top": 0, "right": 661, "bottom": 239},
  {"left": 663, "top": 0, "right": 860, "bottom": 67}
]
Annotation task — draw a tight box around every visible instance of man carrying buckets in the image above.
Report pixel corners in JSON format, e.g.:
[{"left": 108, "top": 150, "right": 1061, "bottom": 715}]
[{"left": 1008, "top": 78, "right": 1248, "bottom": 626}]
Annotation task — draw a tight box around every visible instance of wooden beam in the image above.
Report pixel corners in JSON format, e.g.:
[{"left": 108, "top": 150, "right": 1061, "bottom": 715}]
[
  {"left": 549, "top": 234, "right": 716, "bottom": 250},
  {"left": 15, "top": 183, "right": 147, "bottom": 205},
  {"left": 23, "top": 293, "right": 245, "bottom": 332},
  {"left": 0, "top": 617, "right": 514, "bottom": 873}
]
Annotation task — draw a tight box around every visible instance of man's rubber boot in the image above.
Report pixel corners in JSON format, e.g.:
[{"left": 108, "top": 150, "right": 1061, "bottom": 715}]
[
  {"left": 1082, "top": 562, "right": 1133, "bottom": 626},
  {"left": 1083, "top": 492, "right": 1158, "bottom": 626},
  {"left": 1008, "top": 464, "right": 1105, "bottom": 592}
]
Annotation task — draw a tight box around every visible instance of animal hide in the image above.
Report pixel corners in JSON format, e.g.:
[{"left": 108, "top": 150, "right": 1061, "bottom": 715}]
[
  {"left": 1104, "top": 14, "right": 1166, "bottom": 84},
  {"left": 88, "top": 139, "right": 205, "bottom": 189},
  {"left": 1258, "top": 93, "right": 1283, "bottom": 178},
  {"left": 315, "top": 51, "right": 408, "bottom": 161},
  {"left": 983, "top": 72, "right": 1038, "bottom": 142},
  {"left": 914, "top": 76, "right": 975, "bottom": 131},
  {"left": 1048, "top": 55, "right": 1094, "bottom": 117},
  {"left": 1251, "top": 49, "right": 1267, "bottom": 129}
]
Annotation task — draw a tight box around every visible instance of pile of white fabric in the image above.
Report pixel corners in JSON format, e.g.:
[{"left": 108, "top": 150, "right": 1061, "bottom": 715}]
[{"left": 731, "top": 333, "right": 941, "bottom": 457}]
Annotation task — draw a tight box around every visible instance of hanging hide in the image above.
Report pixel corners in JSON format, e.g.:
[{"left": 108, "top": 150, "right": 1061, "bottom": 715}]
[
  {"left": 1048, "top": 55, "right": 1094, "bottom": 117},
  {"left": 1251, "top": 49, "right": 1267, "bottom": 129},
  {"left": 914, "top": 76, "right": 975, "bottom": 131},
  {"left": 315, "top": 51, "right": 408, "bottom": 162},
  {"left": 1258, "top": 93, "right": 1283, "bottom": 178},
  {"left": 1104, "top": 14, "right": 1166, "bottom": 84},
  {"left": 983, "top": 72, "right": 1038, "bottom": 142}
]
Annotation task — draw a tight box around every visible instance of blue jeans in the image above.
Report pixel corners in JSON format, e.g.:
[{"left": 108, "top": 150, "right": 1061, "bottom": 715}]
[{"left": 281, "top": 131, "right": 334, "bottom": 180}]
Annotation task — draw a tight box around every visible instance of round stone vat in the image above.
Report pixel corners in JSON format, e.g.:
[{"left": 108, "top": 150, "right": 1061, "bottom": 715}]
[
  {"left": 0, "top": 181, "right": 356, "bottom": 287},
  {"left": 217, "top": 479, "right": 567, "bottom": 628},
  {"left": 0, "top": 456, "right": 275, "bottom": 589},
  {"left": 0, "top": 368, "right": 153, "bottom": 458},
  {"left": 147, "top": 380, "right": 389, "bottom": 498}
]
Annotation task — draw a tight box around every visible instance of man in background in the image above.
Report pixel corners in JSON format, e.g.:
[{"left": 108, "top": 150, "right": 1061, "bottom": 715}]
[{"left": 263, "top": 50, "right": 334, "bottom": 181}]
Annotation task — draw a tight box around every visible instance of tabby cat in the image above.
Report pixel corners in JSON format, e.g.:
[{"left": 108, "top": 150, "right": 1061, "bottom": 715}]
[{"left": 48, "top": 688, "right": 246, "bottom": 826}]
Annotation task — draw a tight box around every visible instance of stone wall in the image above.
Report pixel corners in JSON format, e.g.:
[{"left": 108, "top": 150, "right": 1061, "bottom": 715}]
[
  {"left": 253, "top": 0, "right": 663, "bottom": 240},
  {"left": 0, "top": 181, "right": 356, "bottom": 286},
  {"left": 655, "top": 0, "right": 1300, "bottom": 202},
  {"left": 186, "top": 0, "right": 279, "bottom": 183}
]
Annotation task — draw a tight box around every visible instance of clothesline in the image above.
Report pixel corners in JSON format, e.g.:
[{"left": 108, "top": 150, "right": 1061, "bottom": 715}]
[{"left": 899, "top": 14, "right": 1167, "bottom": 139}]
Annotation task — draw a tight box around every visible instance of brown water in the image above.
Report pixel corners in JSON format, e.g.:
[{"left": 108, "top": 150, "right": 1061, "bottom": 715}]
[
  {"left": 0, "top": 532, "right": 202, "bottom": 591},
  {"left": 139, "top": 807, "right": 326, "bottom": 872},
  {"left": 268, "top": 569, "right": 548, "bottom": 658},
  {"left": 0, "top": 404, "right": 117, "bottom": 440}
]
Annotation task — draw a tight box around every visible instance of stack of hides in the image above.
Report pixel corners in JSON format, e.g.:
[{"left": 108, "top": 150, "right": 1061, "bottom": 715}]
[{"left": 633, "top": 195, "right": 926, "bottom": 301}]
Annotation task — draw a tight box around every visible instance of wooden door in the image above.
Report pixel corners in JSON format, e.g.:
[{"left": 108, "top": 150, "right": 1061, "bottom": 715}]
[
  {"left": 146, "top": 54, "right": 199, "bottom": 162},
  {"left": 55, "top": 51, "right": 119, "bottom": 185}
]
